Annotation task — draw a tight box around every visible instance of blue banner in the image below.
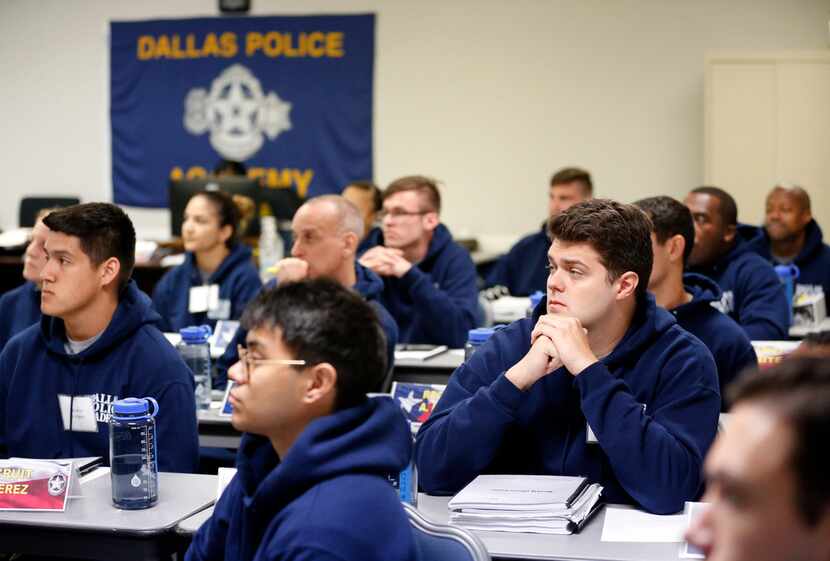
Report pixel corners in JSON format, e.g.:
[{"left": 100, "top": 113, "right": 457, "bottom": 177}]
[{"left": 110, "top": 15, "right": 374, "bottom": 207}]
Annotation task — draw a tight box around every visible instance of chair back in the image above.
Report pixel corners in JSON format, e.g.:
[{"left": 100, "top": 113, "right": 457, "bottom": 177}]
[
  {"left": 19, "top": 196, "right": 80, "bottom": 227},
  {"left": 403, "top": 502, "right": 490, "bottom": 561}
]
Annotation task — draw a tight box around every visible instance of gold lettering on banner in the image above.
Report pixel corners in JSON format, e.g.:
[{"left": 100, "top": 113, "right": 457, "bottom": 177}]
[
  {"left": 136, "top": 32, "right": 239, "bottom": 60},
  {"left": 169, "top": 166, "right": 313, "bottom": 198}
]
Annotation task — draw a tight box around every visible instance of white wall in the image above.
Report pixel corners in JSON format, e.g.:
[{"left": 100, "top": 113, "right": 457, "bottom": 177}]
[{"left": 1, "top": 0, "right": 828, "bottom": 247}]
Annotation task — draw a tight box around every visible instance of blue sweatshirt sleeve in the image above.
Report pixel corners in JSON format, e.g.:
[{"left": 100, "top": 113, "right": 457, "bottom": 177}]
[
  {"left": 397, "top": 251, "right": 480, "bottom": 348},
  {"left": 185, "top": 478, "right": 239, "bottom": 561},
  {"left": 0, "top": 346, "right": 9, "bottom": 458},
  {"left": 733, "top": 259, "right": 789, "bottom": 340},
  {"left": 273, "top": 548, "right": 352, "bottom": 561},
  {"left": 152, "top": 272, "right": 175, "bottom": 333},
  {"left": 574, "top": 345, "right": 720, "bottom": 514},
  {"left": 155, "top": 380, "right": 199, "bottom": 473},
  {"left": 485, "top": 253, "right": 511, "bottom": 289},
  {"left": 370, "top": 302, "right": 399, "bottom": 377},
  {"left": 227, "top": 268, "right": 262, "bottom": 321},
  {"left": 415, "top": 333, "right": 526, "bottom": 493},
  {"left": 0, "top": 292, "right": 13, "bottom": 352}
]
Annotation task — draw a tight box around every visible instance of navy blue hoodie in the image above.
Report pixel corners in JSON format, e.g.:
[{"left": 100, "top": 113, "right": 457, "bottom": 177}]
[
  {"left": 486, "top": 225, "right": 550, "bottom": 296},
  {"left": 414, "top": 294, "right": 720, "bottom": 514},
  {"left": 745, "top": 220, "right": 830, "bottom": 316},
  {"left": 688, "top": 236, "right": 789, "bottom": 340},
  {"left": 670, "top": 274, "right": 757, "bottom": 409},
  {"left": 213, "top": 263, "right": 399, "bottom": 390},
  {"left": 186, "top": 397, "right": 416, "bottom": 561},
  {"left": 152, "top": 243, "right": 262, "bottom": 333},
  {"left": 0, "top": 282, "right": 199, "bottom": 472},
  {"left": 360, "top": 224, "right": 481, "bottom": 347},
  {"left": 0, "top": 282, "right": 41, "bottom": 352}
]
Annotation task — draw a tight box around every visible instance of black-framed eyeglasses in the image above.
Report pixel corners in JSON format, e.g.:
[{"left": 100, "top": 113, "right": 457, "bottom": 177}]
[
  {"left": 236, "top": 345, "right": 306, "bottom": 382},
  {"left": 377, "top": 209, "right": 430, "bottom": 220}
]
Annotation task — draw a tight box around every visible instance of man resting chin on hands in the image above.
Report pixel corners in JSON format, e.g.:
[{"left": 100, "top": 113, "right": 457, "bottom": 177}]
[{"left": 414, "top": 199, "right": 721, "bottom": 515}]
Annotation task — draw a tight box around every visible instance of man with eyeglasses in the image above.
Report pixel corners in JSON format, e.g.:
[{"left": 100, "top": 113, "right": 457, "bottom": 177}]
[
  {"left": 186, "top": 279, "right": 416, "bottom": 561},
  {"left": 359, "top": 175, "right": 481, "bottom": 347}
]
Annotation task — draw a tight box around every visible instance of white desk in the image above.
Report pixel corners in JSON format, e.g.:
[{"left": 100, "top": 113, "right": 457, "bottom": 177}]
[
  {"left": 0, "top": 471, "right": 216, "bottom": 561},
  {"left": 393, "top": 348, "right": 464, "bottom": 385},
  {"left": 789, "top": 318, "right": 830, "bottom": 338},
  {"left": 177, "top": 505, "right": 214, "bottom": 536},
  {"left": 418, "top": 495, "right": 683, "bottom": 561},
  {"left": 198, "top": 405, "right": 241, "bottom": 448}
]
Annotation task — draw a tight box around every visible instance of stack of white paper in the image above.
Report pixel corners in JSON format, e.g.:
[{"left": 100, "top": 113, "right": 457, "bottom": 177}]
[{"left": 448, "top": 474, "right": 603, "bottom": 534}]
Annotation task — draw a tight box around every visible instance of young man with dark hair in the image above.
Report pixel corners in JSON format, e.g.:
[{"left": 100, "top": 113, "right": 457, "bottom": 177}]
[
  {"left": 186, "top": 279, "right": 415, "bottom": 561},
  {"left": 0, "top": 203, "right": 199, "bottom": 472},
  {"left": 684, "top": 186, "right": 789, "bottom": 340},
  {"left": 0, "top": 213, "right": 51, "bottom": 351},
  {"left": 415, "top": 199, "right": 720, "bottom": 514},
  {"left": 686, "top": 357, "right": 830, "bottom": 561},
  {"left": 486, "top": 167, "right": 593, "bottom": 296},
  {"left": 342, "top": 180, "right": 383, "bottom": 249},
  {"left": 359, "top": 175, "right": 480, "bottom": 347},
  {"left": 745, "top": 185, "right": 830, "bottom": 317},
  {"left": 635, "top": 196, "right": 757, "bottom": 409}
]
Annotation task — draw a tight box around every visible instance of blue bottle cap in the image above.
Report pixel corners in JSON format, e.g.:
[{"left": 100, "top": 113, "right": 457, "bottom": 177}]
[
  {"left": 180, "top": 325, "right": 212, "bottom": 344},
  {"left": 467, "top": 327, "right": 496, "bottom": 344},
  {"left": 529, "top": 291, "right": 545, "bottom": 308},
  {"left": 774, "top": 264, "right": 800, "bottom": 280},
  {"left": 112, "top": 397, "right": 159, "bottom": 418}
]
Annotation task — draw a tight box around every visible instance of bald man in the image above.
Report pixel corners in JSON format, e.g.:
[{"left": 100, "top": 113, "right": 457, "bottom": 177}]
[
  {"left": 215, "top": 196, "right": 398, "bottom": 387},
  {"left": 745, "top": 185, "right": 830, "bottom": 317}
]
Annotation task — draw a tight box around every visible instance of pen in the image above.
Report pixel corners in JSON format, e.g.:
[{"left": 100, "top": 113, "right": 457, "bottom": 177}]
[{"left": 565, "top": 477, "right": 590, "bottom": 508}]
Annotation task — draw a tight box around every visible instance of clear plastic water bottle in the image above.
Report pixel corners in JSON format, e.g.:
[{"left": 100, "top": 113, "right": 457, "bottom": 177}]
[
  {"left": 774, "top": 264, "right": 800, "bottom": 324},
  {"left": 259, "top": 215, "right": 283, "bottom": 281},
  {"left": 109, "top": 397, "right": 159, "bottom": 510},
  {"left": 465, "top": 327, "right": 498, "bottom": 361},
  {"left": 179, "top": 325, "right": 212, "bottom": 411}
]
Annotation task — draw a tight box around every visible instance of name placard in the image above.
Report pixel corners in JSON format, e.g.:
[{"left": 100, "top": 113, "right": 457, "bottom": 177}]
[{"left": 0, "top": 459, "right": 73, "bottom": 511}]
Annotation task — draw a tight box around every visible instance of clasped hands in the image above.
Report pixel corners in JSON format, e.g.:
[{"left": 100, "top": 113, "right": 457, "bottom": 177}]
[
  {"left": 273, "top": 257, "right": 310, "bottom": 283},
  {"left": 506, "top": 314, "right": 598, "bottom": 391},
  {"left": 358, "top": 246, "right": 413, "bottom": 278}
]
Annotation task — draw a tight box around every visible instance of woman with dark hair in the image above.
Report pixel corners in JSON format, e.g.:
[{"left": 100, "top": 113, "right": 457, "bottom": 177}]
[{"left": 153, "top": 190, "right": 262, "bottom": 333}]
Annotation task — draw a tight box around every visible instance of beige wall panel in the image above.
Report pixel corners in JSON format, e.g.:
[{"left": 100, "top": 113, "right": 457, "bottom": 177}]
[
  {"left": 706, "top": 63, "right": 777, "bottom": 225},
  {"left": 776, "top": 61, "right": 830, "bottom": 231}
]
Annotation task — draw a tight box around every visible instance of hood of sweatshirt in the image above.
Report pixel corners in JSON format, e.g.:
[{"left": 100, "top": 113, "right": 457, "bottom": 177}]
[
  {"left": 235, "top": 396, "right": 411, "bottom": 516},
  {"left": 185, "top": 243, "right": 254, "bottom": 285},
  {"left": 39, "top": 281, "right": 160, "bottom": 360},
  {"left": 354, "top": 261, "right": 384, "bottom": 301}
]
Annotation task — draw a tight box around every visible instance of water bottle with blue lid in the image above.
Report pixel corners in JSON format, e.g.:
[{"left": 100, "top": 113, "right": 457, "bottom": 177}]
[
  {"left": 465, "top": 327, "right": 501, "bottom": 361},
  {"left": 109, "top": 397, "right": 159, "bottom": 509},
  {"left": 774, "top": 264, "right": 800, "bottom": 324},
  {"left": 178, "top": 325, "right": 213, "bottom": 411}
]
